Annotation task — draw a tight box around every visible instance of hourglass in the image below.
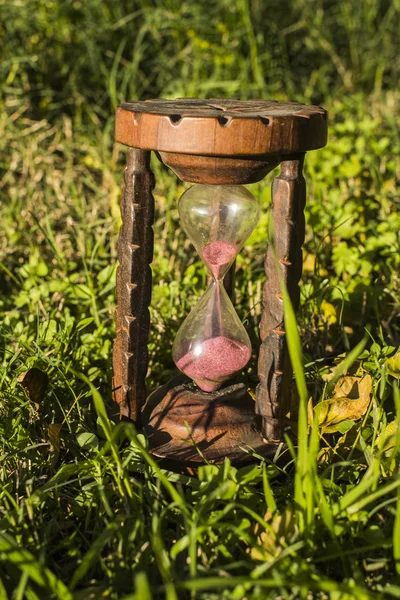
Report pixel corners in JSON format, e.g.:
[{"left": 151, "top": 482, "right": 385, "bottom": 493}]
[
  {"left": 173, "top": 184, "right": 259, "bottom": 393},
  {"left": 113, "top": 99, "right": 327, "bottom": 468}
]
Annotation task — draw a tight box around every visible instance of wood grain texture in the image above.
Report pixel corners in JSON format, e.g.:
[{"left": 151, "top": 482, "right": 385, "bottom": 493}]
[
  {"left": 159, "top": 152, "right": 279, "bottom": 184},
  {"left": 143, "top": 375, "right": 280, "bottom": 466},
  {"left": 112, "top": 148, "right": 155, "bottom": 423},
  {"left": 256, "top": 156, "right": 306, "bottom": 441},
  {"left": 115, "top": 98, "right": 327, "bottom": 157}
]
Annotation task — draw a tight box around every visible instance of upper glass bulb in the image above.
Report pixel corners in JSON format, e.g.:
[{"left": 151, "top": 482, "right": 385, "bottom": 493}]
[{"left": 179, "top": 184, "right": 260, "bottom": 280}]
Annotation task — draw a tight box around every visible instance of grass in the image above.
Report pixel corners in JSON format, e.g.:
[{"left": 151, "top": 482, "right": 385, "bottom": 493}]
[{"left": 1, "top": 0, "right": 400, "bottom": 597}]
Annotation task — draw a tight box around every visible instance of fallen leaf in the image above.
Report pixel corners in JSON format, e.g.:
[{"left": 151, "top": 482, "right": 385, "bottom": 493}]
[
  {"left": 302, "top": 252, "right": 316, "bottom": 273},
  {"left": 307, "top": 397, "right": 314, "bottom": 426},
  {"left": 335, "top": 419, "right": 355, "bottom": 434},
  {"left": 272, "top": 506, "right": 296, "bottom": 542},
  {"left": 48, "top": 423, "right": 62, "bottom": 467},
  {"left": 317, "top": 447, "right": 334, "bottom": 464},
  {"left": 376, "top": 420, "right": 399, "bottom": 454},
  {"left": 332, "top": 376, "right": 360, "bottom": 399},
  {"left": 321, "top": 300, "right": 337, "bottom": 326},
  {"left": 385, "top": 351, "right": 400, "bottom": 378},
  {"left": 313, "top": 374, "right": 372, "bottom": 434},
  {"left": 18, "top": 368, "right": 48, "bottom": 409},
  {"left": 334, "top": 423, "right": 360, "bottom": 457},
  {"left": 251, "top": 507, "right": 296, "bottom": 561}
]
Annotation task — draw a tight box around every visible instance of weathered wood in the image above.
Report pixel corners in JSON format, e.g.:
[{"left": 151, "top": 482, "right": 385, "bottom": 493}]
[
  {"left": 115, "top": 99, "right": 327, "bottom": 157},
  {"left": 112, "top": 148, "right": 155, "bottom": 423},
  {"left": 159, "top": 152, "right": 279, "bottom": 184},
  {"left": 143, "top": 376, "right": 280, "bottom": 467},
  {"left": 256, "top": 156, "right": 306, "bottom": 440}
]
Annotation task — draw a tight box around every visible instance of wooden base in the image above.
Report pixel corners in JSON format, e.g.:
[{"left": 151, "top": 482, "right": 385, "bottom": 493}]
[{"left": 142, "top": 376, "right": 282, "bottom": 469}]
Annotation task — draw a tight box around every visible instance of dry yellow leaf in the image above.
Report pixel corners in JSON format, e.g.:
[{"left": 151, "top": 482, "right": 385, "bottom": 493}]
[
  {"left": 18, "top": 368, "right": 48, "bottom": 410},
  {"left": 302, "top": 251, "right": 316, "bottom": 273},
  {"left": 250, "top": 506, "right": 296, "bottom": 561},
  {"left": 321, "top": 300, "right": 337, "bottom": 326},
  {"left": 48, "top": 423, "right": 62, "bottom": 467},
  {"left": 333, "top": 376, "right": 360, "bottom": 398},
  {"left": 317, "top": 447, "right": 334, "bottom": 464},
  {"left": 376, "top": 420, "right": 399, "bottom": 454},
  {"left": 385, "top": 351, "right": 400, "bottom": 378},
  {"left": 312, "top": 374, "right": 372, "bottom": 434}
]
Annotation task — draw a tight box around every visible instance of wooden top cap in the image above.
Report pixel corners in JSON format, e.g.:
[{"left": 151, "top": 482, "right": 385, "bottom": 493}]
[{"left": 115, "top": 98, "right": 327, "bottom": 156}]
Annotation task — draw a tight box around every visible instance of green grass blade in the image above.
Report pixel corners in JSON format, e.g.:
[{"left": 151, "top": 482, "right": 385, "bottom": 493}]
[
  {"left": 132, "top": 572, "right": 153, "bottom": 600},
  {"left": 0, "top": 534, "right": 73, "bottom": 600},
  {"left": 334, "top": 465, "right": 380, "bottom": 515},
  {"left": 394, "top": 487, "right": 400, "bottom": 575},
  {"left": 0, "top": 578, "right": 8, "bottom": 600},
  {"left": 325, "top": 335, "right": 368, "bottom": 398},
  {"left": 124, "top": 425, "right": 188, "bottom": 513},
  {"left": 262, "top": 462, "right": 277, "bottom": 515},
  {"left": 274, "top": 243, "right": 309, "bottom": 531},
  {"left": 69, "top": 519, "right": 122, "bottom": 590}
]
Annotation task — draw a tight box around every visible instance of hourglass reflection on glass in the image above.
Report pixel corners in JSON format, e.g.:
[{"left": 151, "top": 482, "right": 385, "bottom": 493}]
[{"left": 172, "top": 184, "right": 260, "bottom": 393}]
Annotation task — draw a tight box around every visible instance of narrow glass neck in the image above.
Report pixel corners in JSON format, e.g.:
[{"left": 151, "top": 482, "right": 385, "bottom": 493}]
[{"left": 201, "top": 240, "right": 237, "bottom": 281}]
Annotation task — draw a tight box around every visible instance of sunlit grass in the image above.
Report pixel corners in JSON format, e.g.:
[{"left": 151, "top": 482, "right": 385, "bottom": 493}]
[{"left": 1, "top": 0, "right": 400, "bottom": 597}]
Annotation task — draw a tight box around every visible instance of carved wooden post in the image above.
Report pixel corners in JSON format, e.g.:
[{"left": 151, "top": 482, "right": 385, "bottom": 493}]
[
  {"left": 256, "top": 155, "right": 306, "bottom": 440},
  {"left": 112, "top": 148, "right": 155, "bottom": 423}
]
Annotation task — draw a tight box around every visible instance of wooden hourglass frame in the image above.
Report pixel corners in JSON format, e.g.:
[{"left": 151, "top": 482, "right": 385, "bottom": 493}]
[{"left": 112, "top": 99, "right": 328, "bottom": 469}]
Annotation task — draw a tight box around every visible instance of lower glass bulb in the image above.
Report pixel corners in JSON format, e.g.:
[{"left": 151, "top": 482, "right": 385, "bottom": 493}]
[{"left": 172, "top": 282, "right": 251, "bottom": 392}]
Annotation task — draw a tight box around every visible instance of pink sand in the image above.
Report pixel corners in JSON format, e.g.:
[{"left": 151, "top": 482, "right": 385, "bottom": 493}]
[
  {"left": 176, "top": 335, "right": 251, "bottom": 392},
  {"left": 202, "top": 241, "right": 237, "bottom": 279}
]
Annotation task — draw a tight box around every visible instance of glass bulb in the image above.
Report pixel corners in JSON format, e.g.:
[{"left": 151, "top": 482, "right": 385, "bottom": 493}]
[
  {"left": 173, "top": 183, "right": 260, "bottom": 392},
  {"left": 179, "top": 184, "right": 260, "bottom": 279},
  {"left": 172, "top": 281, "right": 251, "bottom": 392}
]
